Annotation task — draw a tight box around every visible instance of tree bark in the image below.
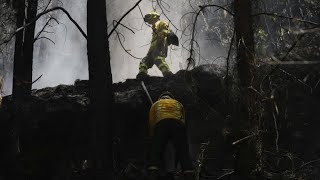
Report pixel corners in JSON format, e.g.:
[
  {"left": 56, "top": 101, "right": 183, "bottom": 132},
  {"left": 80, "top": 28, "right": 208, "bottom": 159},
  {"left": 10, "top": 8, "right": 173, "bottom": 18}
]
[
  {"left": 87, "top": 0, "right": 113, "bottom": 179},
  {"left": 234, "top": 0, "right": 261, "bottom": 178},
  {"left": 23, "top": 0, "right": 38, "bottom": 96},
  {"left": 20, "top": 0, "right": 38, "bottom": 164},
  {"left": 9, "top": 0, "right": 25, "bottom": 178},
  {"left": 13, "top": 0, "right": 37, "bottom": 100},
  {"left": 235, "top": 0, "right": 255, "bottom": 87},
  {"left": 11, "top": 0, "right": 38, "bottom": 178},
  {"left": 12, "top": 0, "right": 26, "bottom": 100}
]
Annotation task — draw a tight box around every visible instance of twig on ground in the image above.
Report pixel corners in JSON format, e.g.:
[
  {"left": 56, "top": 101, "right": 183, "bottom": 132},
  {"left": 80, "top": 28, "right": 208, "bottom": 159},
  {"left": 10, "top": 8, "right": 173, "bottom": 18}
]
[
  {"left": 278, "top": 68, "right": 313, "bottom": 92},
  {"left": 272, "top": 106, "right": 279, "bottom": 153},
  {"left": 232, "top": 133, "right": 257, "bottom": 146},
  {"left": 217, "top": 170, "right": 235, "bottom": 180},
  {"left": 295, "top": 159, "right": 320, "bottom": 172}
]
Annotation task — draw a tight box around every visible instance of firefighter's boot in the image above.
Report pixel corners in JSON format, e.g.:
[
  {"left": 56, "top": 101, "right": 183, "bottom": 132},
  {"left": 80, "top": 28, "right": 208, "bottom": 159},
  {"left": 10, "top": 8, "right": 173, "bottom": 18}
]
[{"left": 136, "top": 72, "right": 149, "bottom": 80}]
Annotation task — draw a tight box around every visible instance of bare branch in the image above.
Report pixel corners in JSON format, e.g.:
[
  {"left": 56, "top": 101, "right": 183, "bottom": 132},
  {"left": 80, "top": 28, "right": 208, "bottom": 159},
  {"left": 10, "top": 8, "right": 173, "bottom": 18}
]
[
  {"left": 43, "top": 0, "right": 52, "bottom": 11},
  {"left": 156, "top": 0, "right": 181, "bottom": 31},
  {"left": 34, "top": 17, "right": 59, "bottom": 43},
  {"left": 115, "top": 30, "right": 142, "bottom": 60},
  {"left": 266, "top": 60, "right": 320, "bottom": 65},
  {"left": 35, "top": 37, "right": 55, "bottom": 44},
  {"left": 188, "top": 4, "right": 233, "bottom": 69},
  {"left": 16, "top": 6, "right": 87, "bottom": 40},
  {"left": 272, "top": 102, "right": 279, "bottom": 153},
  {"left": 217, "top": 170, "right": 235, "bottom": 180},
  {"left": 225, "top": 29, "right": 235, "bottom": 88},
  {"left": 280, "top": 34, "right": 305, "bottom": 61},
  {"left": 113, "top": 20, "right": 135, "bottom": 34},
  {"left": 0, "top": 33, "right": 15, "bottom": 46},
  {"left": 260, "top": 34, "right": 306, "bottom": 91},
  {"left": 252, "top": 12, "right": 319, "bottom": 26},
  {"left": 32, "top": 74, "right": 43, "bottom": 84},
  {"left": 108, "top": 0, "right": 143, "bottom": 38},
  {"left": 295, "top": 159, "right": 320, "bottom": 172},
  {"left": 292, "top": 26, "right": 320, "bottom": 35},
  {"left": 278, "top": 68, "right": 313, "bottom": 92}
]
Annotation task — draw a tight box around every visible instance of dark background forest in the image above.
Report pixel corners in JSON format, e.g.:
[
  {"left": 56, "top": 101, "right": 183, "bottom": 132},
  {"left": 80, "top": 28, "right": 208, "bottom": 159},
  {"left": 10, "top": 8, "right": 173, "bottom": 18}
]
[{"left": 0, "top": 0, "right": 319, "bottom": 179}]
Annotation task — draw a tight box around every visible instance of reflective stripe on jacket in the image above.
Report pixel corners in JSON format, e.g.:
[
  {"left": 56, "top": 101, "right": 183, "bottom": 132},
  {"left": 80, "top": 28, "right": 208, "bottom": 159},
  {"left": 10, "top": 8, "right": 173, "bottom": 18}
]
[{"left": 149, "top": 98, "right": 185, "bottom": 134}]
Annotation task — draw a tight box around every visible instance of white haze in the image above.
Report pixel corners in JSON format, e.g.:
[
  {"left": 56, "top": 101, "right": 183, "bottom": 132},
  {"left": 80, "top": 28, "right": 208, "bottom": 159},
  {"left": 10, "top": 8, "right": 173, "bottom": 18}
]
[{"left": 2, "top": 0, "right": 229, "bottom": 95}]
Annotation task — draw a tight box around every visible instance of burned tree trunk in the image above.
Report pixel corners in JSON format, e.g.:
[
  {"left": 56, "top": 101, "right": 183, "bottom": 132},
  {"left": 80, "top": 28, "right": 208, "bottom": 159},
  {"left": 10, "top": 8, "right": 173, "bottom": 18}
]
[
  {"left": 8, "top": 0, "right": 25, "bottom": 178},
  {"left": 23, "top": 0, "right": 38, "bottom": 95},
  {"left": 234, "top": 0, "right": 255, "bottom": 88},
  {"left": 13, "top": 0, "right": 38, "bottom": 100},
  {"left": 12, "top": 0, "right": 25, "bottom": 100},
  {"left": 18, "top": 0, "right": 38, "bottom": 167},
  {"left": 87, "top": 0, "right": 113, "bottom": 179},
  {"left": 10, "top": 0, "right": 38, "bottom": 178},
  {"left": 234, "top": 0, "right": 261, "bottom": 178}
]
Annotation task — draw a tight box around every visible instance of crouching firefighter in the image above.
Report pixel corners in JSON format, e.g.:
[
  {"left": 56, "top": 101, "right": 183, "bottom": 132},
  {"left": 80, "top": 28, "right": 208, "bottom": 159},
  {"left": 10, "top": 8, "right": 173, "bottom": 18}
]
[
  {"left": 147, "top": 91, "right": 194, "bottom": 180},
  {"left": 137, "top": 12, "right": 179, "bottom": 79}
]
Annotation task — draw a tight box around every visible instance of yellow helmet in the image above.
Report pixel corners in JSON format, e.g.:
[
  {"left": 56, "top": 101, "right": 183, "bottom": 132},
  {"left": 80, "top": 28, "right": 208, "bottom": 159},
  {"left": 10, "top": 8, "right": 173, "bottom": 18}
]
[{"left": 144, "top": 12, "right": 160, "bottom": 23}]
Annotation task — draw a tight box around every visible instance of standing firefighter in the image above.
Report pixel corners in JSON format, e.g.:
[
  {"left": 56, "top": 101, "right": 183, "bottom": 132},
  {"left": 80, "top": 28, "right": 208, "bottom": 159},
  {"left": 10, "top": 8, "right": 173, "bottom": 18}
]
[
  {"left": 137, "top": 12, "right": 178, "bottom": 79},
  {"left": 148, "top": 91, "right": 194, "bottom": 180}
]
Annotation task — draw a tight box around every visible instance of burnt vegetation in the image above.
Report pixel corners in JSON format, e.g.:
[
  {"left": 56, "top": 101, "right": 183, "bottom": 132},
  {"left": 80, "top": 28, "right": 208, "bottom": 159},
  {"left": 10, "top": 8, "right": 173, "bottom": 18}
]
[{"left": 0, "top": 0, "right": 320, "bottom": 179}]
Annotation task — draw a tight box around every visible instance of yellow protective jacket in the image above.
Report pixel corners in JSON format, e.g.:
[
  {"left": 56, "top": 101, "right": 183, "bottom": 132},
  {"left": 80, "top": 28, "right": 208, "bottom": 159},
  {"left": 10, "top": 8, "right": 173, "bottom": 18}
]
[
  {"left": 149, "top": 98, "right": 185, "bottom": 134},
  {"left": 148, "top": 20, "right": 169, "bottom": 57}
]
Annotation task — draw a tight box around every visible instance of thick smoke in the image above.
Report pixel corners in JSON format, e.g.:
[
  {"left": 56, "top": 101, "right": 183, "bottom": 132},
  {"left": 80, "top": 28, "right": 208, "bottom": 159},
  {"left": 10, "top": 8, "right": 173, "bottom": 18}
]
[
  {"left": 32, "top": 0, "right": 88, "bottom": 89},
  {"left": 2, "top": 0, "right": 231, "bottom": 95}
]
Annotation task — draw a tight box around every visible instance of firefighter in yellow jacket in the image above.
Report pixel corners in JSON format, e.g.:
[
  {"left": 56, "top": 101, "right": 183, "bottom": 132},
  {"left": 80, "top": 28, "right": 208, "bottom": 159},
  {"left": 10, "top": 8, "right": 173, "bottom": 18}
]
[
  {"left": 137, "top": 12, "right": 173, "bottom": 79},
  {"left": 148, "top": 91, "right": 194, "bottom": 180}
]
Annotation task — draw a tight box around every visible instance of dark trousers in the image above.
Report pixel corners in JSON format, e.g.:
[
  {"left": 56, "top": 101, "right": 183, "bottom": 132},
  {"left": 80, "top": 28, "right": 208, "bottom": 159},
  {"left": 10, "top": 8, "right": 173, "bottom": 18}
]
[{"left": 149, "top": 119, "right": 193, "bottom": 171}]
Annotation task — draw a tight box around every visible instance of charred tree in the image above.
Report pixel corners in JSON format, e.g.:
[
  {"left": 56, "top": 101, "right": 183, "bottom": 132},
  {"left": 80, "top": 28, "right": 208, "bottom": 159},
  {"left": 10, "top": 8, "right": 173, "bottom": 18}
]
[
  {"left": 12, "top": 0, "right": 38, "bottom": 100},
  {"left": 87, "top": 0, "right": 113, "bottom": 179},
  {"left": 9, "top": 0, "right": 38, "bottom": 178},
  {"left": 12, "top": 0, "right": 38, "bottom": 151},
  {"left": 19, "top": 0, "right": 38, "bottom": 171},
  {"left": 12, "top": 0, "right": 38, "bottom": 101},
  {"left": 12, "top": 0, "right": 26, "bottom": 100},
  {"left": 234, "top": 0, "right": 261, "bottom": 178},
  {"left": 7, "top": 0, "right": 25, "bottom": 178},
  {"left": 23, "top": 0, "right": 38, "bottom": 95}
]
